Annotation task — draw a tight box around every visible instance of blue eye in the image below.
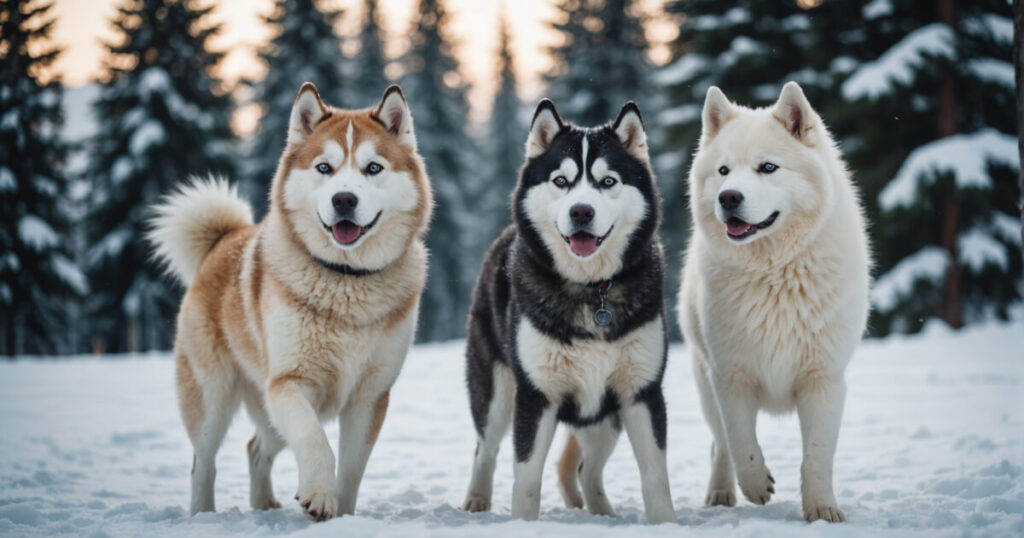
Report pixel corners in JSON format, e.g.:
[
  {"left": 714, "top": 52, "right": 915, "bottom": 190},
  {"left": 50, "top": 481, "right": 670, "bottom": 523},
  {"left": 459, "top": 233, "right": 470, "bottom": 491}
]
[
  {"left": 553, "top": 176, "right": 568, "bottom": 188},
  {"left": 316, "top": 162, "right": 332, "bottom": 174},
  {"left": 601, "top": 176, "right": 617, "bottom": 187},
  {"left": 759, "top": 162, "right": 778, "bottom": 174},
  {"left": 366, "top": 162, "right": 383, "bottom": 175}
]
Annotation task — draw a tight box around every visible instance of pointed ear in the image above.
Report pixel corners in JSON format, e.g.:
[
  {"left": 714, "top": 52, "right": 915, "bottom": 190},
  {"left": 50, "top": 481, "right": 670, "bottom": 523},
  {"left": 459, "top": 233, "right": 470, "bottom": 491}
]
[
  {"left": 701, "top": 86, "right": 735, "bottom": 145},
  {"left": 376, "top": 84, "right": 416, "bottom": 148},
  {"left": 525, "top": 99, "right": 564, "bottom": 159},
  {"left": 772, "top": 81, "right": 817, "bottom": 144},
  {"left": 612, "top": 102, "right": 648, "bottom": 161},
  {"left": 288, "top": 82, "right": 329, "bottom": 144}
]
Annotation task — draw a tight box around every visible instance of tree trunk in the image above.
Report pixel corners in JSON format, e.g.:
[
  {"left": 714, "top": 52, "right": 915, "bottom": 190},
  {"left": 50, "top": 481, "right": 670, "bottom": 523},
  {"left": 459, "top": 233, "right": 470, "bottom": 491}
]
[
  {"left": 938, "top": 0, "right": 962, "bottom": 329},
  {"left": 1015, "top": 0, "right": 1024, "bottom": 270}
]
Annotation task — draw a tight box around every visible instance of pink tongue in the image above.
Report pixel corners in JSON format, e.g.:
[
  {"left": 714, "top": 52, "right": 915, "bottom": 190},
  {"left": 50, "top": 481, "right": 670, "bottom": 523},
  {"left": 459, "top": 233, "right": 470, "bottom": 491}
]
[
  {"left": 726, "top": 219, "right": 752, "bottom": 236},
  {"left": 332, "top": 221, "right": 363, "bottom": 244},
  {"left": 569, "top": 233, "right": 599, "bottom": 256}
]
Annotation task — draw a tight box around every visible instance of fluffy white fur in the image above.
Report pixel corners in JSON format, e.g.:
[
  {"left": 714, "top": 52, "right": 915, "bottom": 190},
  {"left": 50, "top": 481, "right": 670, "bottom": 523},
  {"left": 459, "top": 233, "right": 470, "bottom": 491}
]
[
  {"left": 147, "top": 177, "right": 253, "bottom": 286},
  {"left": 678, "top": 82, "right": 871, "bottom": 523}
]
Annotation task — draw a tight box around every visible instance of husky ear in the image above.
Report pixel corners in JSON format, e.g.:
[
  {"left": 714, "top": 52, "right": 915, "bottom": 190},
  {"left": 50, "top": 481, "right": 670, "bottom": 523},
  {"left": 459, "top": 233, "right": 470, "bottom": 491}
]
[
  {"left": 376, "top": 84, "right": 416, "bottom": 148},
  {"left": 701, "top": 86, "right": 735, "bottom": 146},
  {"left": 526, "top": 99, "right": 564, "bottom": 159},
  {"left": 612, "top": 102, "right": 648, "bottom": 161},
  {"left": 288, "top": 82, "right": 329, "bottom": 145},
  {"left": 772, "top": 81, "right": 817, "bottom": 144}
]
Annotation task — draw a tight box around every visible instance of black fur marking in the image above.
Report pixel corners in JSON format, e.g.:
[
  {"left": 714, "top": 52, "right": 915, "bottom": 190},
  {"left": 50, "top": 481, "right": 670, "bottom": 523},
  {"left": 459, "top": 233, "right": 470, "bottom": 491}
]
[
  {"left": 634, "top": 384, "right": 668, "bottom": 451},
  {"left": 513, "top": 381, "right": 549, "bottom": 462},
  {"left": 556, "top": 389, "right": 621, "bottom": 427}
]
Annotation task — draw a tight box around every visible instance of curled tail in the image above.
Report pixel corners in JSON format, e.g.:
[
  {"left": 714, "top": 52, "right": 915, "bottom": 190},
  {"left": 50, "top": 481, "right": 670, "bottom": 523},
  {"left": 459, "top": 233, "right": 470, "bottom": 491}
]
[{"left": 147, "top": 176, "right": 253, "bottom": 286}]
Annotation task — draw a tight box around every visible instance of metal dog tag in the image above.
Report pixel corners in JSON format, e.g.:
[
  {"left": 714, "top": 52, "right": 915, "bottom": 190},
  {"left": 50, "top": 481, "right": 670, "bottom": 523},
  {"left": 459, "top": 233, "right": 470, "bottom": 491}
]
[{"left": 595, "top": 308, "right": 612, "bottom": 326}]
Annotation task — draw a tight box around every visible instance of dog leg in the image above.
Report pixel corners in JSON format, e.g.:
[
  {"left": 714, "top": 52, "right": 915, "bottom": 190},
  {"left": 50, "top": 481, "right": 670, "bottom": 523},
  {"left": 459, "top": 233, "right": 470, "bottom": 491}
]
[
  {"left": 797, "top": 376, "right": 847, "bottom": 523},
  {"left": 510, "top": 388, "right": 557, "bottom": 521},
  {"left": 463, "top": 364, "right": 514, "bottom": 512},
  {"left": 334, "top": 392, "right": 389, "bottom": 516},
  {"left": 243, "top": 388, "right": 285, "bottom": 510},
  {"left": 266, "top": 377, "right": 336, "bottom": 521},
  {"left": 556, "top": 433, "right": 584, "bottom": 509},
  {"left": 713, "top": 375, "right": 774, "bottom": 506},
  {"left": 693, "top": 358, "right": 736, "bottom": 506},
  {"left": 574, "top": 418, "right": 621, "bottom": 517},
  {"left": 621, "top": 390, "right": 676, "bottom": 524},
  {"left": 178, "top": 354, "right": 239, "bottom": 515}
]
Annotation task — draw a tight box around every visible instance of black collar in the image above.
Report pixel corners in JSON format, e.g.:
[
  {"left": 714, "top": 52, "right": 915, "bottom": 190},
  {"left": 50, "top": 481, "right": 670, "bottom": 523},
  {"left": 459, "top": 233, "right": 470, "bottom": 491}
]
[
  {"left": 580, "top": 279, "right": 612, "bottom": 290},
  {"left": 314, "top": 257, "right": 381, "bottom": 277}
]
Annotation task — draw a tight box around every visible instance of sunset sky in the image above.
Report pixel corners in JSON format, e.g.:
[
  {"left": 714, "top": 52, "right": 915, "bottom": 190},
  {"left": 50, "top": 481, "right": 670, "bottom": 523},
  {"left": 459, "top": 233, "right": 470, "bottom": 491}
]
[{"left": 48, "top": 0, "right": 676, "bottom": 128}]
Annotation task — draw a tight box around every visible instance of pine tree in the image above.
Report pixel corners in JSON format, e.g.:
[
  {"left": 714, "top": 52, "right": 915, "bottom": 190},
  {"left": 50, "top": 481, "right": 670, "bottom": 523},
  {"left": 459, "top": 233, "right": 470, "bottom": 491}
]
[
  {"left": 474, "top": 15, "right": 524, "bottom": 268},
  {"left": 840, "top": 0, "right": 1020, "bottom": 334},
  {"left": 545, "top": 0, "right": 650, "bottom": 126},
  {"left": 346, "top": 0, "right": 391, "bottom": 108},
  {"left": 655, "top": 0, "right": 856, "bottom": 337},
  {"left": 0, "top": 0, "right": 87, "bottom": 356},
  {"left": 84, "top": 0, "right": 235, "bottom": 353},
  {"left": 247, "top": 0, "right": 346, "bottom": 214},
  {"left": 399, "top": 0, "right": 477, "bottom": 341}
]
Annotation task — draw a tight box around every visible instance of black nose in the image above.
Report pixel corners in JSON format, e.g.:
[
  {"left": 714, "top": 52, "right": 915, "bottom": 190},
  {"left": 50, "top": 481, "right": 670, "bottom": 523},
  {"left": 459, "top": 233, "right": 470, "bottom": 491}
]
[
  {"left": 569, "top": 204, "right": 595, "bottom": 226},
  {"left": 332, "top": 192, "right": 358, "bottom": 213},
  {"left": 718, "top": 190, "right": 744, "bottom": 210}
]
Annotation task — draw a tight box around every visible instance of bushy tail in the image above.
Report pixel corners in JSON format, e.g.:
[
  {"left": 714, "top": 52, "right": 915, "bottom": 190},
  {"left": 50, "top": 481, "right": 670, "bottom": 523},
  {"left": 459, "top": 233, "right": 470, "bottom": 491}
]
[{"left": 147, "top": 176, "right": 253, "bottom": 286}]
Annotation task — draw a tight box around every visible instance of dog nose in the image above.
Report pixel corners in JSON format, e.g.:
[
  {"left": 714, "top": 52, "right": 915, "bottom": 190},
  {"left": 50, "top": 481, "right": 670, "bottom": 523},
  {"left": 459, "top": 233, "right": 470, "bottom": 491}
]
[
  {"left": 718, "top": 190, "right": 744, "bottom": 210},
  {"left": 569, "top": 204, "right": 595, "bottom": 226},
  {"left": 332, "top": 192, "right": 358, "bottom": 212}
]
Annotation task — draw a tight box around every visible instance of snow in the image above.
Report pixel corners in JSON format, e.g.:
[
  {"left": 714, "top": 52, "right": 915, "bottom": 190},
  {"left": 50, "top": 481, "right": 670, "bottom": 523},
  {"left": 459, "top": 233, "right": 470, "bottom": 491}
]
[
  {"left": 111, "top": 156, "right": 134, "bottom": 184},
  {"left": 967, "top": 58, "right": 1015, "bottom": 87},
  {"left": 879, "top": 129, "right": 1019, "bottom": 211},
  {"left": 720, "top": 36, "right": 767, "bottom": 67},
  {"left": 991, "top": 212, "right": 1022, "bottom": 244},
  {"left": 52, "top": 254, "right": 89, "bottom": 295},
  {"left": 963, "top": 14, "right": 1014, "bottom": 44},
  {"left": 842, "top": 24, "right": 956, "bottom": 100},
  {"left": 2, "top": 323, "right": 1023, "bottom": 537},
  {"left": 0, "top": 166, "right": 14, "bottom": 192},
  {"left": 656, "top": 105, "right": 700, "bottom": 127},
  {"left": 862, "top": 0, "right": 893, "bottom": 20},
  {"left": 959, "top": 227, "right": 1009, "bottom": 272},
  {"left": 129, "top": 120, "right": 166, "bottom": 155},
  {"left": 871, "top": 247, "right": 949, "bottom": 312},
  {"left": 17, "top": 215, "right": 59, "bottom": 252},
  {"left": 654, "top": 55, "right": 708, "bottom": 87},
  {"left": 686, "top": 8, "right": 750, "bottom": 31}
]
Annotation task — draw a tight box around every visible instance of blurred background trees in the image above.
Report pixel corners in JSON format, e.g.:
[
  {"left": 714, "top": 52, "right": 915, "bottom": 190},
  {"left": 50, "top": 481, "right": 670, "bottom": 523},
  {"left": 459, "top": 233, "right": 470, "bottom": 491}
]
[{"left": 0, "top": 0, "right": 1019, "bottom": 355}]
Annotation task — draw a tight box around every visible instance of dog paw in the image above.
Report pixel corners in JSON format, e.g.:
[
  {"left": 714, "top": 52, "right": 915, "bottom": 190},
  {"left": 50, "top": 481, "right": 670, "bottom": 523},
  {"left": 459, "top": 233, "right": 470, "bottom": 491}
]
[
  {"left": 462, "top": 494, "right": 491, "bottom": 513},
  {"left": 252, "top": 496, "right": 281, "bottom": 510},
  {"left": 804, "top": 503, "right": 845, "bottom": 523},
  {"left": 298, "top": 486, "right": 336, "bottom": 521},
  {"left": 737, "top": 466, "right": 775, "bottom": 505},
  {"left": 705, "top": 489, "right": 736, "bottom": 507}
]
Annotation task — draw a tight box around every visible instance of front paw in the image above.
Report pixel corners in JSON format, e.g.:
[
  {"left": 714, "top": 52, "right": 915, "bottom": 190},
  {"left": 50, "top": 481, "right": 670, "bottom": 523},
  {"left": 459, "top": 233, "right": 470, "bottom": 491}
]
[
  {"left": 297, "top": 483, "right": 337, "bottom": 521},
  {"left": 737, "top": 466, "right": 775, "bottom": 505},
  {"left": 804, "top": 502, "right": 845, "bottom": 523},
  {"left": 705, "top": 489, "right": 736, "bottom": 507},
  {"left": 462, "top": 494, "right": 491, "bottom": 513}
]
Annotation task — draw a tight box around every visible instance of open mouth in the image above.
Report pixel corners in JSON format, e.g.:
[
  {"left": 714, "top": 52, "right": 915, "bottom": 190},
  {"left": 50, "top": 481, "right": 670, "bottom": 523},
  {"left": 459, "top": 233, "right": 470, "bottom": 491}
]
[
  {"left": 322, "top": 211, "right": 382, "bottom": 246},
  {"left": 725, "top": 211, "right": 779, "bottom": 241},
  {"left": 562, "top": 226, "right": 613, "bottom": 258}
]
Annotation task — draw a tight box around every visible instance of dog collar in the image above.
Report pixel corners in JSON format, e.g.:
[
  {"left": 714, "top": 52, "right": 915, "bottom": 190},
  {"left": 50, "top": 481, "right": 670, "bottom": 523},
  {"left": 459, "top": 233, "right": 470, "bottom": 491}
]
[
  {"left": 314, "top": 257, "right": 381, "bottom": 277},
  {"left": 579, "top": 280, "right": 613, "bottom": 326}
]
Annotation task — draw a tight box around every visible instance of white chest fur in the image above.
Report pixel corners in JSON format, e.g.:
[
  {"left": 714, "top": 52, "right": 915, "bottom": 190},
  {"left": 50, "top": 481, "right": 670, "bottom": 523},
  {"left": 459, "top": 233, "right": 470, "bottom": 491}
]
[{"left": 515, "top": 316, "right": 664, "bottom": 417}]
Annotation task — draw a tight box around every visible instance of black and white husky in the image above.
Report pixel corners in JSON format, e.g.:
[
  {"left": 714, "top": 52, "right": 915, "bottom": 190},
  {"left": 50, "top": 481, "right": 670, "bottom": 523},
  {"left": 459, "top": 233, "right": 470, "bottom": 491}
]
[{"left": 460, "top": 100, "right": 675, "bottom": 524}]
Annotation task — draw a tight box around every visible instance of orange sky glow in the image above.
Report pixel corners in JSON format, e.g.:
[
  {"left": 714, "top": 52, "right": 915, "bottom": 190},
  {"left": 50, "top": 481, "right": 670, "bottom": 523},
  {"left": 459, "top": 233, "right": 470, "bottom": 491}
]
[{"left": 49, "top": 0, "right": 677, "bottom": 132}]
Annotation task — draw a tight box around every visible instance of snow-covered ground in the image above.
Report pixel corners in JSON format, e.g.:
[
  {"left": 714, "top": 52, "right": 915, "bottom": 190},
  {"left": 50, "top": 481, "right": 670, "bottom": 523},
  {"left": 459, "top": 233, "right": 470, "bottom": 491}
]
[{"left": 1, "top": 322, "right": 1022, "bottom": 537}]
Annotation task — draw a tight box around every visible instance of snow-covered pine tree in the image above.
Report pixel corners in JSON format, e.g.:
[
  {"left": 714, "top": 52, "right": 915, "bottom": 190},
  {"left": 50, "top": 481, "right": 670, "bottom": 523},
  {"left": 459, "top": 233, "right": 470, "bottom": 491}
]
[
  {"left": 346, "top": 0, "right": 391, "bottom": 108},
  {"left": 544, "top": 0, "right": 651, "bottom": 126},
  {"left": 841, "top": 0, "right": 1020, "bottom": 334},
  {"left": 473, "top": 15, "right": 524, "bottom": 269},
  {"left": 399, "top": 0, "right": 477, "bottom": 341},
  {"left": 247, "top": 0, "right": 346, "bottom": 214},
  {"left": 84, "top": 0, "right": 235, "bottom": 353},
  {"left": 0, "top": 0, "right": 88, "bottom": 356}
]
